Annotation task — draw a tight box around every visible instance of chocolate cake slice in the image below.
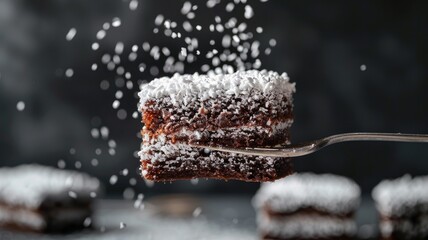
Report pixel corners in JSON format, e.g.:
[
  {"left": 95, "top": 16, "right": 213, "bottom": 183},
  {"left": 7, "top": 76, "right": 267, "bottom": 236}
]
[
  {"left": 253, "top": 173, "right": 361, "bottom": 240},
  {"left": 138, "top": 70, "right": 295, "bottom": 181},
  {"left": 0, "top": 165, "right": 100, "bottom": 233},
  {"left": 372, "top": 175, "right": 428, "bottom": 240}
]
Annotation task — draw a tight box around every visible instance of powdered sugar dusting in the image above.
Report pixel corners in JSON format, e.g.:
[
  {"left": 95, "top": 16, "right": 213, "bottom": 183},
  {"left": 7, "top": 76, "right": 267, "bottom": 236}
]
[
  {"left": 372, "top": 174, "right": 428, "bottom": 217},
  {"left": 138, "top": 69, "right": 295, "bottom": 107},
  {"left": 253, "top": 173, "right": 361, "bottom": 215}
]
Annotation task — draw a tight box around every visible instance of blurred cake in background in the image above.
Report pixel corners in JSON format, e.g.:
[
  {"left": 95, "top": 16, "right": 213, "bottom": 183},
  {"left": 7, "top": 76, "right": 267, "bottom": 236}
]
[
  {"left": 253, "top": 173, "right": 361, "bottom": 240},
  {"left": 372, "top": 175, "right": 428, "bottom": 240},
  {"left": 138, "top": 70, "right": 295, "bottom": 182},
  {"left": 0, "top": 165, "right": 100, "bottom": 232}
]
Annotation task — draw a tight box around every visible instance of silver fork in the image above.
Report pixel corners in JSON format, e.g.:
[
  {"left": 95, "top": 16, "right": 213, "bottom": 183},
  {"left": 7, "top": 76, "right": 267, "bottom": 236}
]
[{"left": 191, "top": 133, "right": 428, "bottom": 158}]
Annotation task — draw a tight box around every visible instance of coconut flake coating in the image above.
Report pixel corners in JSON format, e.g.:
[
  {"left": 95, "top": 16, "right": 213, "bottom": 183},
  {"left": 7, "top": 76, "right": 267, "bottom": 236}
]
[
  {"left": 253, "top": 173, "right": 361, "bottom": 215},
  {"left": 138, "top": 69, "right": 295, "bottom": 107},
  {"left": 372, "top": 174, "right": 428, "bottom": 217}
]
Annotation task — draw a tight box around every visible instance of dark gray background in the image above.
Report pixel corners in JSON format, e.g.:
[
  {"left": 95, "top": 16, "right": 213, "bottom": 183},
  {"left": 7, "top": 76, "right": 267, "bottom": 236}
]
[{"left": 1, "top": 0, "right": 428, "bottom": 197}]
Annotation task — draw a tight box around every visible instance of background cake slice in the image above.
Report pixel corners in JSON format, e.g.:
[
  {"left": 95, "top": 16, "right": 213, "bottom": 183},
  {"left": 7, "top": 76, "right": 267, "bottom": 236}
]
[
  {"left": 253, "top": 173, "right": 361, "bottom": 240},
  {"left": 138, "top": 69, "right": 295, "bottom": 182},
  {"left": 0, "top": 165, "right": 100, "bottom": 233},
  {"left": 372, "top": 175, "right": 428, "bottom": 240}
]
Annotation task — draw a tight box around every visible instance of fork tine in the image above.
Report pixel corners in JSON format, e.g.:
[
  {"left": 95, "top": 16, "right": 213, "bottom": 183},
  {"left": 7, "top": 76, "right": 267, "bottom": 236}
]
[{"left": 190, "top": 144, "right": 297, "bottom": 157}]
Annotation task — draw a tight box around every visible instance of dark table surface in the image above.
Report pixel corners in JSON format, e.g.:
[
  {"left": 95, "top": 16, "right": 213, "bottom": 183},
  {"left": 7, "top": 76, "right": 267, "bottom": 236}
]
[{"left": 0, "top": 195, "right": 379, "bottom": 240}]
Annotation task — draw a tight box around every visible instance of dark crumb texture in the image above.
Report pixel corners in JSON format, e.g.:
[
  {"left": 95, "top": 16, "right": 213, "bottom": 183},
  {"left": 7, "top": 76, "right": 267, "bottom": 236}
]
[
  {"left": 142, "top": 93, "right": 293, "bottom": 139},
  {"left": 378, "top": 214, "right": 428, "bottom": 240},
  {"left": 141, "top": 154, "right": 293, "bottom": 182}
]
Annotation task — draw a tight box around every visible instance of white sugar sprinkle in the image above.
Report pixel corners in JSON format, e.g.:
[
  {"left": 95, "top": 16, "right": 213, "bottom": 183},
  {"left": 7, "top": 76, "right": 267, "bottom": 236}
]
[
  {"left": 112, "top": 100, "right": 120, "bottom": 109},
  {"left": 69, "top": 148, "right": 76, "bottom": 155},
  {"left": 115, "top": 42, "right": 124, "bottom": 54},
  {"left": 65, "top": 68, "right": 74, "bottom": 78},
  {"left": 66, "top": 28, "right": 77, "bottom": 41},
  {"left": 269, "top": 38, "right": 277, "bottom": 47},
  {"left": 96, "top": 30, "right": 106, "bottom": 40},
  {"left": 120, "top": 168, "right": 129, "bottom": 176},
  {"left": 91, "top": 158, "right": 99, "bottom": 166},
  {"left": 16, "top": 101, "right": 25, "bottom": 111},
  {"left": 129, "top": 0, "right": 138, "bottom": 10},
  {"left": 83, "top": 217, "right": 92, "bottom": 227},
  {"left": 108, "top": 148, "right": 116, "bottom": 156},
  {"left": 226, "top": 3, "right": 235, "bottom": 12},
  {"left": 360, "top": 64, "right": 367, "bottom": 71},
  {"left": 57, "top": 159, "right": 66, "bottom": 169},
  {"left": 154, "top": 15, "right": 164, "bottom": 26},
  {"left": 103, "top": 22, "right": 110, "bottom": 30},
  {"left": 68, "top": 191, "right": 77, "bottom": 199},
  {"left": 244, "top": 5, "right": 254, "bottom": 19},
  {"left": 181, "top": 2, "right": 192, "bottom": 15},
  {"left": 109, "top": 175, "right": 118, "bottom": 185},
  {"left": 74, "top": 161, "right": 82, "bottom": 169},
  {"left": 192, "top": 207, "right": 202, "bottom": 217},
  {"left": 123, "top": 188, "right": 135, "bottom": 200},
  {"left": 117, "top": 109, "right": 127, "bottom": 120},
  {"left": 95, "top": 148, "right": 102, "bottom": 155},
  {"left": 112, "top": 17, "right": 122, "bottom": 27},
  {"left": 120, "top": 222, "right": 126, "bottom": 229},
  {"left": 91, "top": 42, "right": 100, "bottom": 51}
]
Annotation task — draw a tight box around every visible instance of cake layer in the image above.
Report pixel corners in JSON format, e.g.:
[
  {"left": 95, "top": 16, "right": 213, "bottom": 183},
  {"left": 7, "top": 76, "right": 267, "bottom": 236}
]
[
  {"left": 142, "top": 120, "right": 292, "bottom": 148},
  {"left": 139, "top": 70, "right": 295, "bottom": 137},
  {"left": 253, "top": 173, "right": 361, "bottom": 216},
  {"left": 140, "top": 144, "right": 292, "bottom": 181},
  {"left": 379, "top": 214, "right": 428, "bottom": 240},
  {"left": 372, "top": 174, "right": 428, "bottom": 218},
  {"left": 257, "top": 213, "right": 357, "bottom": 240},
  {"left": 141, "top": 92, "right": 293, "bottom": 137},
  {"left": 263, "top": 207, "right": 354, "bottom": 219}
]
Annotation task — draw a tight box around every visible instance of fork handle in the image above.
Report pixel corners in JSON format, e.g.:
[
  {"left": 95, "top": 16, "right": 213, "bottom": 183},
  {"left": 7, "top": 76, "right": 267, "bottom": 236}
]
[
  {"left": 323, "top": 132, "right": 428, "bottom": 145},
  {"left": 281, "top": 132, "right": 428, "bottom": 158}
]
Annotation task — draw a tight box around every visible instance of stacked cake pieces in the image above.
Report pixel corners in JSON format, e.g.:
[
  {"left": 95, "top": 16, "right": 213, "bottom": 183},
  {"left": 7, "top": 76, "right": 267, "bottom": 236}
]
[
  {"left": 253, "top": 173, "right": 361, "bottom": 240},
  {"left": 372, "top": 175, "right": 428, "bottom": 240},
  {"left": 0, "top": 165, "right": 100, "bottom": 232},
  {"left": 138, "top": 70, "right": 295, "bottom": 181}
]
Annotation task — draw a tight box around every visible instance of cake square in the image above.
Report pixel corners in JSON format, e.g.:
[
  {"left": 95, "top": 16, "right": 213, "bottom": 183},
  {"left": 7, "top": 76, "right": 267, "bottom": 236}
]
[
  {"left": 253, "top": 173, "right": 361, "bottom": 240},
  {"left": 372, "top": 175, "right": 428, "bottom": 240},
  {"left": 0, "top": 165, "right": 100, "bottom": 233},
  {"left": 138, "top": 70, "right": 295, "bottom": 182}
]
